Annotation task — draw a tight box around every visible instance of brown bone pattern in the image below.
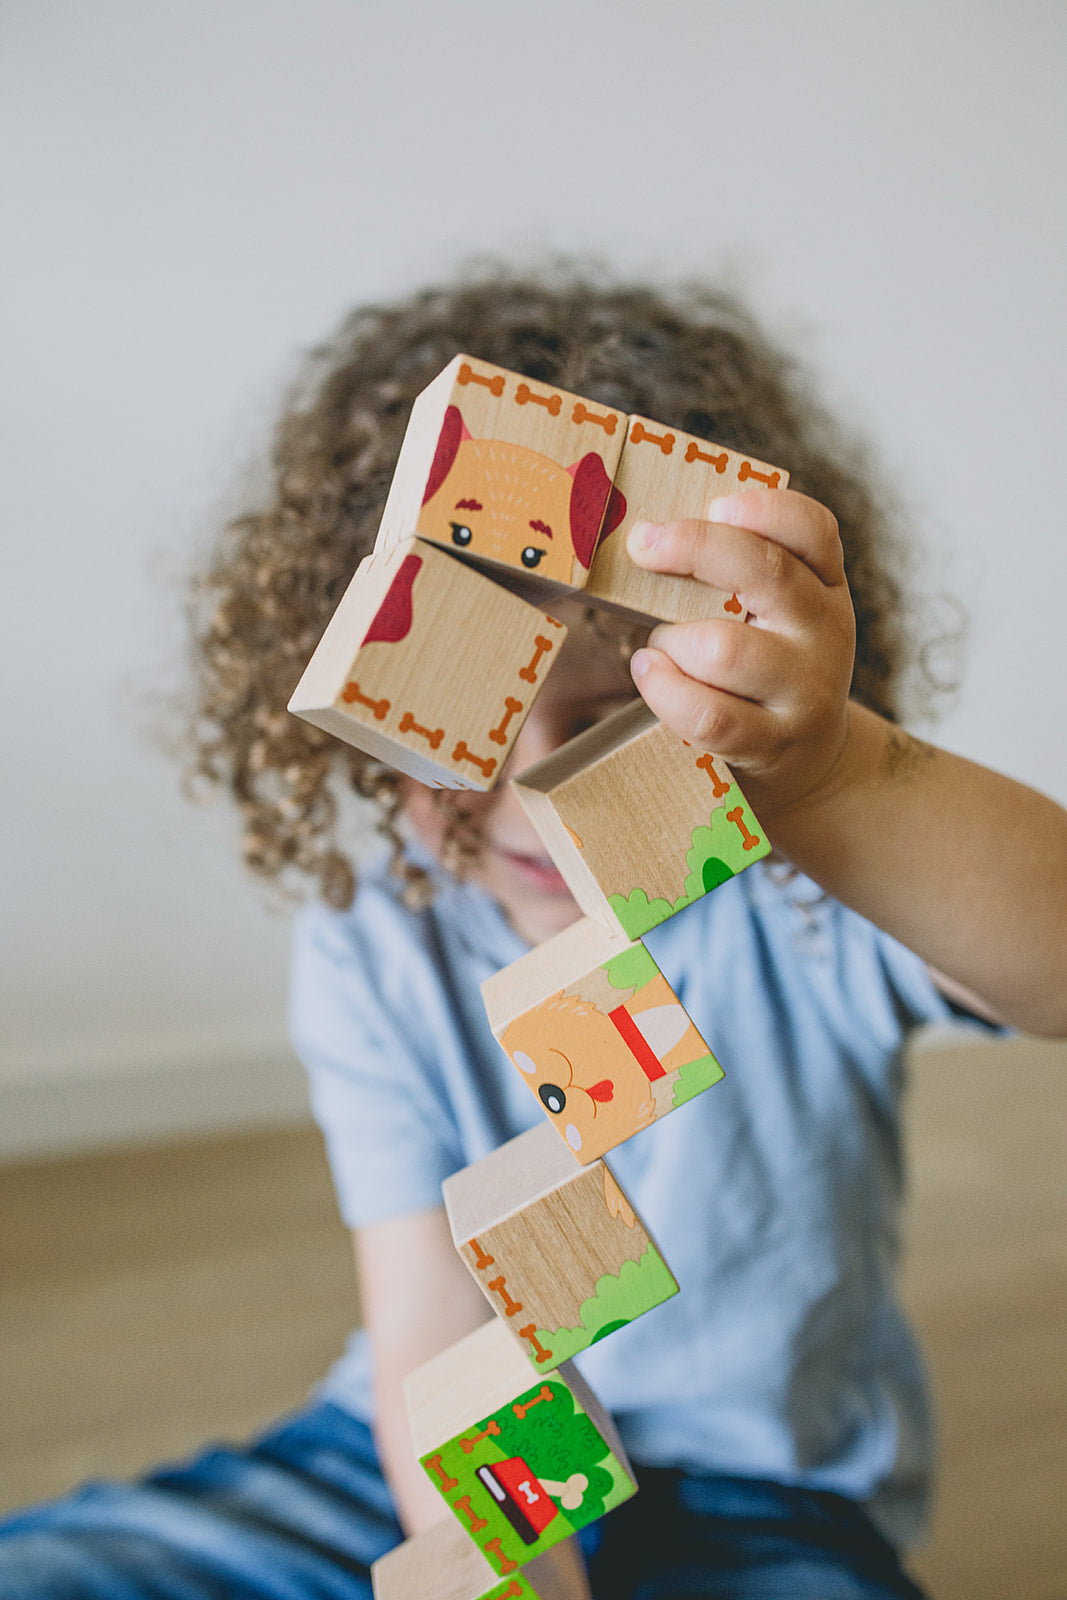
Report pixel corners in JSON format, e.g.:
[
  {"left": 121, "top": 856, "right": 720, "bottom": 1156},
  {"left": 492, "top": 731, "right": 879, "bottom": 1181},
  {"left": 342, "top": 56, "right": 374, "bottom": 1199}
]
[
  {"left": 353, "top": 357, "right": 786, "bottom": 1597},
  {"left": 354, "top": 614, "right": 562, "bottom": 789}
]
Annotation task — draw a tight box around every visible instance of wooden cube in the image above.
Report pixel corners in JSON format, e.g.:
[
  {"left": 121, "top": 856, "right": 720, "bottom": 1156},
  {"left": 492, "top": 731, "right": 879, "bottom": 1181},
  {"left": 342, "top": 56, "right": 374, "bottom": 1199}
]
[
  {"left": 375, "top": 355, "right": 626, "bottom": 591},
  {"left": 584, "top": 417, "right": 789, "bottom": 625},
  {"left": 444, "top": 1121, "right": 677, "bottom": 1367},
  {"left": 288, "top": 538, "right": 566, "bottom": 790},
  {"left": 481, "top": 917, "right": 723, "bottom": 1164},
  {"left": 511, "top": 701, "right": 770, "bottom": 938},
  {"left": 372, "top": 1518, "right": 591, "bottom": 1600},
  {"left": 405, "top": 1319, "right": 635, "bottom": 1578}
]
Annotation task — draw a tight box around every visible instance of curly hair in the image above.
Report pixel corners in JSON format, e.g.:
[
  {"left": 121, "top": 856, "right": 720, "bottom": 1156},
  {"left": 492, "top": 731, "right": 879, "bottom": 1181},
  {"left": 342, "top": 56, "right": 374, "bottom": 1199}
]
[{"left": 185, "top": 264, "right": 932, "bottom": 909}]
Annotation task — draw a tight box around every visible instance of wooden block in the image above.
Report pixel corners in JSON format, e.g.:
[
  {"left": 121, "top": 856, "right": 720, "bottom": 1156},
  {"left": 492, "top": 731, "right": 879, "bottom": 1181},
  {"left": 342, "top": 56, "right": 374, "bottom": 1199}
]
[
  {"left": 584, "top": 416, "right": 789, "bottom": 624},
  {"left": 444, "top": 1121, "right": 677, "bottom": 1367},
  {"left": 481, "top": 917, "right": 723, "bottom": 1164},
  {"left": 375, "top": 355, "right": 626, "bottom": 591},
  {"left": 372, "top": 1518, "right": 591, "bottom": 1600},
  {"left": 511, "top": 700, "right": 771, "bottom": 938},
  {"left": 405, "top": 1318, "right": 635, "bottom": 1578},
  {"left": 288, "top": 538, "right": 566, "bottom": 790}
]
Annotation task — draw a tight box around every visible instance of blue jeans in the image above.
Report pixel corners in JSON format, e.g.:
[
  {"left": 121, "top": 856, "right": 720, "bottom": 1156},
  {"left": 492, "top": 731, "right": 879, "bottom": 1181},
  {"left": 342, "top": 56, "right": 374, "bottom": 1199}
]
[{"left": 0, "top": 1401, "right": 928, "bottom": 1599}]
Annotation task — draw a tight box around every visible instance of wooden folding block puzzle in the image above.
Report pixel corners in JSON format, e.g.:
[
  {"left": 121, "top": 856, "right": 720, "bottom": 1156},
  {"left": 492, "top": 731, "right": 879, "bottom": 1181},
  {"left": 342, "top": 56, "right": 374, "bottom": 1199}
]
[
  {"left": 371, "top": 1516, "right": 591, "bottom": 1600},
  {"left": 511, "top": 700, "right": 770, "bottom": 939},
  {"left": 287, "top": 537, "right": 566, "bottom": 790},
  {"left": 374, "top": 355, "right": 627, "bottom": 591},
  {"left": 444, "top": 1120, "right": 677, "bottom": 1368},
  {"left": 405, "top": 1318, "right": 635, "bottom": 1579},
  {"left": 584, "top": 416, "right": 789, "bottom": 625},
  {"left": 481, "top": 916, "right": 723, "bottom": 1164}
]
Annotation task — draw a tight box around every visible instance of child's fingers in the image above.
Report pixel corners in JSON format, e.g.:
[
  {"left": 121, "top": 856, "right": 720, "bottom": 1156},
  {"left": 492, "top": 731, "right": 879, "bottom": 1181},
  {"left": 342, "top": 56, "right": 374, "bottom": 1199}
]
[
  {"left": 645, "top": 618, "right": 791, "bottom": 709},
  {"left": 629, "top": 514, "right": 828, "bottom": 632},
  {"left": 630, "top": 646, "right": 778, "bottom": 759},
  {"left": 628, "top": 488, "right": 846, "bottom": 591}
]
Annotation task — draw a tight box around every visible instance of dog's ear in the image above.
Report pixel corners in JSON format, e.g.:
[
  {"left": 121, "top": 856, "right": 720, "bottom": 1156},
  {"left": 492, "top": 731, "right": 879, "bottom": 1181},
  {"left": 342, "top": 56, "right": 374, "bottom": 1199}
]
[
  {"left": 566, "top": 453, "right": 615, "bottom": 568},
  {"left": 422, "top": 405, "right": 471, "bottom": 504}
]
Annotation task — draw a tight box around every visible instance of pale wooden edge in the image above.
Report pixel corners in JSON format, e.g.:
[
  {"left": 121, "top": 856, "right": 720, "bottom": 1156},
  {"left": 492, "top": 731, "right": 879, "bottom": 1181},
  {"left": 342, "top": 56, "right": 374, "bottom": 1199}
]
[
  {"left": 371, "top": 1515, "right": 499, "bottom": 1600},
  {"left": 443, "top": 1122, "right": 587, "bottom": 1244},
  {"left": 508, "top": 786, "right": 621, "bottom": 929},
  {"left": 376, "top": 357, "right": 465, "bottom": 551},
  {"left": 480, "top": 917, "right": 632, "bottom": 1034},
  {"left": 404, "top": 1318, "right": 540, "bottom": 1457},
  {"left": 526, "top": 1540, "right": 592, "bottom": 1600},
  {"left": 511, "top": 701, "right": 656, "bottom": 795},
  {"left": 287, "top": 550, "right": 392, "bottom": 712},
  {"left": 286, "top": 702, "right": 456, "bottom": 788},
  {"left": 371, "top": 1523, "right": 591, "bottom": 1600}
]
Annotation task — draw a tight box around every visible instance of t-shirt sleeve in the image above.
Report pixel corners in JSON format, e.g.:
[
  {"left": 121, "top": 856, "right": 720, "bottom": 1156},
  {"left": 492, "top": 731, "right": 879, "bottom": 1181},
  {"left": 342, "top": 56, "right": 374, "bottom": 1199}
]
[{"left": 288, "top": 897, "right": 468, "bottom": 1229}]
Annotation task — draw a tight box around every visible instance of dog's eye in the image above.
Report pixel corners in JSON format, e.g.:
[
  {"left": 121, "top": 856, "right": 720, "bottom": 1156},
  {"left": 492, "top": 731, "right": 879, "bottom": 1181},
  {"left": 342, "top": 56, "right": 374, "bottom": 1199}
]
[
  {"left": 521, "top": 547, "right": 545, "bottom": 568},
  {"left": 450, "top": 523, "right": 473, "bottom": 547},
  {"left": 539, "top": 1083, "right": 566, "bottom": 1115}
]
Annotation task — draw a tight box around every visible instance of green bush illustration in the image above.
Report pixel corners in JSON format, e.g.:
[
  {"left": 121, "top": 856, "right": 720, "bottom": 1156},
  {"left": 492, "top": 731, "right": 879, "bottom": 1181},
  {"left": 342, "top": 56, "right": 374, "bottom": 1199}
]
[{"left": 491, "top": 1382, "right": 615, "bottom": 1523}]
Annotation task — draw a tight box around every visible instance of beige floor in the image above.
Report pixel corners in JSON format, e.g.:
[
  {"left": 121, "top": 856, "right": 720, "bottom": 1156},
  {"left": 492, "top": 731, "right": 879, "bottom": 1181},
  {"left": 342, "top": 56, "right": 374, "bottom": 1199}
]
[{"left": 1, "top": 1037, "right": 1064, "bottom": 1599}]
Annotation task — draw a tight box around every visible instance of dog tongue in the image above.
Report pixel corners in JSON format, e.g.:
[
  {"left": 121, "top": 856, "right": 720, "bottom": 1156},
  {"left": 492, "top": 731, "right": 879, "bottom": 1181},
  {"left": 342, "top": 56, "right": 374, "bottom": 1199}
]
[{"left": 587, "top": 1079, "right": 614, "bottom": 1102}]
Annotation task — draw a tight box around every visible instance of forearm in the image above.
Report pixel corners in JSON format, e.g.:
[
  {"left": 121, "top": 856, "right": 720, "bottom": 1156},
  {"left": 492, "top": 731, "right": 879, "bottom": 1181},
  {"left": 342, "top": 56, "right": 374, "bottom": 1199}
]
[
  {"left": 762, "top": 701, "right": 1067, "bottom": 1035},
  {"left": 356, "top": 1209, "right": 491, "bottom": 1536},
  {"left": 373, "top": 1356, "right": 458, "bottom": 1534}
]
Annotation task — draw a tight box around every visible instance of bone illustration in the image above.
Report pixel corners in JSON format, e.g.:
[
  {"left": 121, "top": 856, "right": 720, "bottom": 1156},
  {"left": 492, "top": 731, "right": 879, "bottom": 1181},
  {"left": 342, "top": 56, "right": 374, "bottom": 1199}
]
[
  {"left": 341, "top": 682, "right": 390, "bottom": 719},
  {"left": 515, "top": 382, "right": 563, "bottom": 416},
  {"left": 628, "top": 419, "right": 675, "bottom": 455},
  {"left": 398, "top": 710, "right": 444, "bottom": 748},
  {"left": 511, "top": 702, "right": 771, "bottom": 941},
  {"left": 490, "top": 698, "right": 524, "bottom": 745},
  {"left": 738, "top": 459, "right": 782, "bottom": 488},
  {"left": 571, "top": 401, "right": 619, "bottom": 434},
  {"left": 684, "top": 440, "right": 729, "bottom": 469},
  {"left": 457, "top": 361, "right": 505, "bottom": 397},
  {"left": 316, "top": 356, "right": 788, "bottom": 1600},
  {"left": 289, "top": 537, "right": 568, "bottom": 792}
]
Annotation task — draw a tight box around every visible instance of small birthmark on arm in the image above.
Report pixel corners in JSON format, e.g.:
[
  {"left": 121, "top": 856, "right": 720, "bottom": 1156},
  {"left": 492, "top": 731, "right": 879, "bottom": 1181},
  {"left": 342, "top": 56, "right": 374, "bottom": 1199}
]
[{"left": 882, "top": 728, "right": 936, "bottom": 781}]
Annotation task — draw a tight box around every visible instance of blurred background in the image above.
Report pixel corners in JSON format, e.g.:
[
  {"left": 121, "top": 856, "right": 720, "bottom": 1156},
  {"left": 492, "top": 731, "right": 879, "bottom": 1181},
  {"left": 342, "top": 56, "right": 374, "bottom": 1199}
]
[{"left": 1, "top": 5, "right": 1064, "bottom": 1597}]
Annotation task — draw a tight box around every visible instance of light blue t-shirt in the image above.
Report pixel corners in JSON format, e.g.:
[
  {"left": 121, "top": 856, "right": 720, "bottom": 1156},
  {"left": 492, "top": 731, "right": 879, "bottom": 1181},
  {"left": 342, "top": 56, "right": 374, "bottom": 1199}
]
[{"left": 290, "top": 852, "right": 982, "bottom": 1547}]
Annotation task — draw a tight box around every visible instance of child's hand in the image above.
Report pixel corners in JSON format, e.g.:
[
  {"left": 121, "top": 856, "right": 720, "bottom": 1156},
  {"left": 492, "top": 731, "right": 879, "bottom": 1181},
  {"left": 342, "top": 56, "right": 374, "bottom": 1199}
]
[{"left": 627, "top": 489, "right": 856, "bottom": 818}]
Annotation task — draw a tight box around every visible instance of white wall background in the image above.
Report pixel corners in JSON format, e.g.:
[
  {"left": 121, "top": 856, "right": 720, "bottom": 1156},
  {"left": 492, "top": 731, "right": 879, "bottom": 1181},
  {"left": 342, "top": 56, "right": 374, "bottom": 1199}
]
[{"left": 2, "top": 1, "right": 1064, "bottom": 1157}]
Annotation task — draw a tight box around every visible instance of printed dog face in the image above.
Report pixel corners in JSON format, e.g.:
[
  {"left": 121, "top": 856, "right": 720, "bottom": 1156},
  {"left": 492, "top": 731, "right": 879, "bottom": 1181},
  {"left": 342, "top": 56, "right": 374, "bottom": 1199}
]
[
  {"left": 419, "top": 405, "right": 620, "bottom": 585},
  {"left": 501, "top": 966, "right": 713, "bottom": 1162},
  {"left": 504, "top": 991, "right": 659, "bottom": 1157}
]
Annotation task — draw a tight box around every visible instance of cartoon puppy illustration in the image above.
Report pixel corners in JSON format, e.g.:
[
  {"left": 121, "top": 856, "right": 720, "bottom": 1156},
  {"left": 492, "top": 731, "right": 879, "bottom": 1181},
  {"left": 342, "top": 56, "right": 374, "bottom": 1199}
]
[
  {"left": 418, "top": 405, "right": 624, "bottom": 586},
  {"left": 502, "top": 965, "right": 709, "bottom": 1161}
]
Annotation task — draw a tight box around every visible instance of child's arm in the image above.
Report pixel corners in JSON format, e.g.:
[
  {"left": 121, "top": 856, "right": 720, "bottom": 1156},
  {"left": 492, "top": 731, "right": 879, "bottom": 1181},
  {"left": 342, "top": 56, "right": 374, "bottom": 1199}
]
[
  {"left": 356, "top": 1206, "right": 491, "bottom": 1534},
  {"left": 627, "top": 491, "right": 1067, "bottom": 1037}
]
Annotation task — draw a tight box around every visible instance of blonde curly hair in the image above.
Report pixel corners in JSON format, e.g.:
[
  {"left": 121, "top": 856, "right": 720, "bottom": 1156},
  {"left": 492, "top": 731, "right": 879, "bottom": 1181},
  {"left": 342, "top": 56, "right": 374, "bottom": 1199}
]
[{"left": 185, "top": 265, "right": 931, "bottom": 909}]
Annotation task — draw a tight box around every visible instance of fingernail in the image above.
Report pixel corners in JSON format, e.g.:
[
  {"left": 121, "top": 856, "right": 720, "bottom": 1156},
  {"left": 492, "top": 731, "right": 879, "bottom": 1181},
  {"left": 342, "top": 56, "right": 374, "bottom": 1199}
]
[
  {"left": 707, "top": 496, "right": 742, "bottom": 525},
  {"left": 627, "top": 520, "right": 661, "bottom": 555},
  {"left": 630, "top": 648, "right": 652, "bottom": 679}
]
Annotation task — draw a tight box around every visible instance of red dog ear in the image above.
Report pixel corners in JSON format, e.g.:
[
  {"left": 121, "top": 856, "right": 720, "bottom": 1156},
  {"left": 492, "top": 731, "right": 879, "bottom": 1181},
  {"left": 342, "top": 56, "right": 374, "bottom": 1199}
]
[
  {"left": 422, "top": 405, "right": 471, "bottom": 505},
  {"left": 566, "top": 453, "right": 614, "bottom": 569},
  {"left": 601, "top": 484, "right": 628, "bottom": 537},
  {"left": 363, "top": 553, "right": 422, "bottom": 645}
]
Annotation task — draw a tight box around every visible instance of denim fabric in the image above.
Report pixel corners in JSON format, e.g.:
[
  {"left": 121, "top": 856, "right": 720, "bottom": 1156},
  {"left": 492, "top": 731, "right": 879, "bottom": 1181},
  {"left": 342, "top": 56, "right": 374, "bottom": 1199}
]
[{"left": 0, "top": 1401, "right": 927, "bottom": 1599}]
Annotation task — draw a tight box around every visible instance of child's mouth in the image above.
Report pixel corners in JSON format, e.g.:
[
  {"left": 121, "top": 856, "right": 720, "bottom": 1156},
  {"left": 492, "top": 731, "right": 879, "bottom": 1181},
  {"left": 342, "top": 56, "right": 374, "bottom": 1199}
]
[{"left": 499, "top": 848, "right": 571, "bottom": 894}]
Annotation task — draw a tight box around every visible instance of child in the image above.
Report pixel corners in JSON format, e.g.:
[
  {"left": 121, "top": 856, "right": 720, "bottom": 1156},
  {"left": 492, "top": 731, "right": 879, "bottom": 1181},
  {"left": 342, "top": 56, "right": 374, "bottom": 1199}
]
[{"left": 3, "top": 270, "right": 1064, "bottom": 1600}]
